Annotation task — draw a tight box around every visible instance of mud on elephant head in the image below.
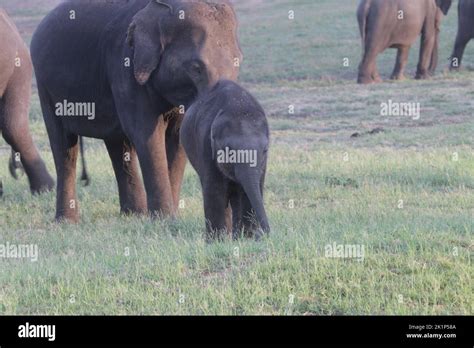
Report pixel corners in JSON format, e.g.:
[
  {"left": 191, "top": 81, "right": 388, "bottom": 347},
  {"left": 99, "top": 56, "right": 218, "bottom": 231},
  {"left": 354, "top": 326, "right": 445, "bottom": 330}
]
[{"left": 126, "top": 0, "right": 243, "bottom": 106}]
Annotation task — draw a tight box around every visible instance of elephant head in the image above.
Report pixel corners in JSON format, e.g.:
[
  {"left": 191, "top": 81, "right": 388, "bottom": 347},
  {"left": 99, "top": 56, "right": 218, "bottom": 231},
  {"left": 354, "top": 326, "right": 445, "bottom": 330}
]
[
  {"left": 127, "top": 0, "right": 243, "bottom": 107},
  {"left": 436, "top": 0, "right": 452, "bottom": 15}
]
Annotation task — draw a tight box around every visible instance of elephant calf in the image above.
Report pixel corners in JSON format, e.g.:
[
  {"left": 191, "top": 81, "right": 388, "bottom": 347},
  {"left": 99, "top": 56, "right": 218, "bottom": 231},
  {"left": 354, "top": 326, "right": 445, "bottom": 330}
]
[
  {"left": 181, "top": 80, "right": 270, "bottom": 241},
  {"left": 357, "top": 0, "right": 452, "bottom": 84},
  {"left": 0, "top": 8, "right": 54, "bottom": 195},
  {"left": 450, "top": 0, "right": 474, "bottom": 70}
]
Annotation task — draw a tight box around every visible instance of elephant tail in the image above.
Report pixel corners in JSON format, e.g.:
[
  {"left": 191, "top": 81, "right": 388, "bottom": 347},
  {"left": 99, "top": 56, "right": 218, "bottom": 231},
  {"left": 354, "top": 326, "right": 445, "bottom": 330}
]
[
  {"left": 357, "top": 0, "right": 372, "bottom": 51},
  {"left": 79, "top": 137, "right": 91, "bottom": 187},
  {"left": 8, "top": 148, "right": 24, "bottom": 180},
  {"left": 235, "top": 165, "right": 270, "bottom": 236}
]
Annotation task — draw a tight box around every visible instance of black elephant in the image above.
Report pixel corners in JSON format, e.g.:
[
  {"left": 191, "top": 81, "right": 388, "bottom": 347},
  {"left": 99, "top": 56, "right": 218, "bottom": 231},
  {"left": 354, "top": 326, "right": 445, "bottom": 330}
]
[
  {"left": 181, "top": 80, "right": 270, "bottom": 241},
  {"left": 31, "top": 0, "right": 242, "bottom": 222},
  {"left": 450, "top": 0, "right": 474, "bottom": 70}
]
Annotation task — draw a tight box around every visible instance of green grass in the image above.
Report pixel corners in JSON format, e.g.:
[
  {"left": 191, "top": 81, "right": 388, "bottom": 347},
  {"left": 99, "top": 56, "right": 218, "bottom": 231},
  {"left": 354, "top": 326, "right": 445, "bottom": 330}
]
[{"left": 0, "top": 0, "right": 473, "bottom": 315}]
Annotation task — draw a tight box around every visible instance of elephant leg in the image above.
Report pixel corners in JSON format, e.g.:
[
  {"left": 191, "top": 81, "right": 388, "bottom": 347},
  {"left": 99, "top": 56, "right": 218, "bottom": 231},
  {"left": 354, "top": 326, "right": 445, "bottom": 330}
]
[
  {"left": 134, "top": 115, "right": 175, "bottom": 218},
  {"left": 416, "top": 30, "right": 436, "bottom": 79},
  {"left": 450, "top": 32, "right": 471, "bottom": 70},
  {"left": 358, "top": 47, "right": 381, "bottom": 84},
  {"left": 202, "top": 176, "right": 230, "bottom": 241},
  {"left": 105, "top": 138, "right": 147, "bottom": 215},
  {"left": 1, "top": 79, "right": 54, "bottom": 194},
  {"left": 428, "top": 30, "right": 440, "bottom": 75},
  {"left": 37, "top": 83, "right": 78, "bottom": 222},
  {"left": 391, "top": 46, "right": 410, "bottom": 80},
  {"left": 165, "top": 110, "right": 187, "bottom": 211},
  {"left": 51, "top": 133, "right": 80, "bottom": 223}
]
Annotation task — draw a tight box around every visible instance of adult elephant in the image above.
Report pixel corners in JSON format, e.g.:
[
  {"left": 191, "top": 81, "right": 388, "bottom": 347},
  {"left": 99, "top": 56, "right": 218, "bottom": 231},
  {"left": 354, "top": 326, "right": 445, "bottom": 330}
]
[
  {"left": 0, "top": 8, "right": 54, "bottom": 195},
  {"left": 357, "top": 0, "right": 452, "bottom": 84},
  {"left": 31, "top": 0, "right": 242, "bottom": 222},
  {"left": 450, "top": 0, "right": 474, "bottom": 70}
]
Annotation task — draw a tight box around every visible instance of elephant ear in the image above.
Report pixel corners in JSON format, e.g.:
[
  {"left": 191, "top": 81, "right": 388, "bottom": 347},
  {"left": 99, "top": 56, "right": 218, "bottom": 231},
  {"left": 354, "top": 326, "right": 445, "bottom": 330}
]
[
  {"left": 126, "top": 1, "right": 171, "bottom": 85},
  {"left": 436, "top": 0, "right": 452, "bottom": 15}
]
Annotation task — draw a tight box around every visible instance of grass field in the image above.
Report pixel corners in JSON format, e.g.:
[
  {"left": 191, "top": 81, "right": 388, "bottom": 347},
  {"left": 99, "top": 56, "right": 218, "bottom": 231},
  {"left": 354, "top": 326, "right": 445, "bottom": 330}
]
[{"left": 0, "top": 0, "right": 473, "bottom": 315}]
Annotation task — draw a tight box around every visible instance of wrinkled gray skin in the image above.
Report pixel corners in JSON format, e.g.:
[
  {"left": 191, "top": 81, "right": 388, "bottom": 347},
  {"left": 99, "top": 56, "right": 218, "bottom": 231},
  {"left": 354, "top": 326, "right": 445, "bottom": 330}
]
[
  {"left": 0, "top": 9, "right": 54, "bottom": 196},
  {"left": 181, "top": 80, "right": 270, "bottom": 241},
  {"left": 450, "top": 0, "right": 474, "bottom": 70},
  {"left": 31, "top": 0, "right": 242, "bottom": 222},
  {"left": 357, "top": 0, "right": 452, "bottom": 84}
]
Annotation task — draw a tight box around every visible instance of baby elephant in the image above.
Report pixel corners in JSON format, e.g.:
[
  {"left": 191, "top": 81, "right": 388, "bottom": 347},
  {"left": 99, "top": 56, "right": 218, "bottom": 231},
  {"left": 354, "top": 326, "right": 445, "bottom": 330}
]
[{"left": 181, "top": 80, "right": 270, "bottom": 241}]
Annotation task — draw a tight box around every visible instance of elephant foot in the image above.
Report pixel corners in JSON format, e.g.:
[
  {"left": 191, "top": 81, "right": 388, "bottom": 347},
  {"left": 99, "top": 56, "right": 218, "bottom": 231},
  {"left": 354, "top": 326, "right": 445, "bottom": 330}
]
[
  {"left": 30, "top": 174, "right": 55, "bottom": 195},
  {"left": 358, "top": 76, "right": 373, "bottom": 84},
  {"left": 415, "top": 71, "right": 431, "bottom": 80},
  {"left": 390, "top": 73, "right": 406, "bottom": 81},
  {"left": 120, "top": 205, "right": 147, "bottom": 216},
  {"left": 149, "top": 207, "right": 177, "bottom": 221},
  {"left": 372, "top": 74, "right": 383, "bottom": 83},
  {"left": 55, "top": 214, "right": 80, "bottom": 224},
  {"left": 358, "top": 76, "right": 381, "bottom": 85},
  {"left": 205, "top": 229, "right": 229, "bottom": 243}
]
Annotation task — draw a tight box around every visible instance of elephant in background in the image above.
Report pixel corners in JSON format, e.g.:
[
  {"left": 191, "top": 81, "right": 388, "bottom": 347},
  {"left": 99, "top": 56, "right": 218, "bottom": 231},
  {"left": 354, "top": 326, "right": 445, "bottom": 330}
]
[
  {"left": 0, "top": 8, "right": 54, "bottom": 195},
  {"left": 357, "top": 0, "right": 452, "bottom": 84},
  {"left": 450, "top": 0, "right": 474, "bottom": 70},
  {"left": 31, "top": 0, "right": 242, "bottom": 222}
]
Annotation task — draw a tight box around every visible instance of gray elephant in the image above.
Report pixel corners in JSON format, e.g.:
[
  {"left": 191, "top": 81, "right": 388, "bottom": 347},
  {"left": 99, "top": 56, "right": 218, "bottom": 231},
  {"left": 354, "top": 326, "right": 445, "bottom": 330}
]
[
  {"left": 450, "top": 0, "right": 474, "bottom": 70},
  {"left": 0, "top": 8, "right": 54, "bottom": 195},
  {"left": 357, "top": 0, "right": 452, "bottom": 84},
  {"left": 31, "top": 0, "right": 242, "bottom": 222},
  {"left": 181, "top": 80, "right": 270, "bottom": 241}
]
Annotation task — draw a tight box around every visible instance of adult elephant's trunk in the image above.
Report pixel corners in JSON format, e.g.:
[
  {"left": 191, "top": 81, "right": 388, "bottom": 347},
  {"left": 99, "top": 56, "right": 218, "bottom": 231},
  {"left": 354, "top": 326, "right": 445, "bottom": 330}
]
[{"left": 235, "top": 165, "right": 270, "bottom": 236}]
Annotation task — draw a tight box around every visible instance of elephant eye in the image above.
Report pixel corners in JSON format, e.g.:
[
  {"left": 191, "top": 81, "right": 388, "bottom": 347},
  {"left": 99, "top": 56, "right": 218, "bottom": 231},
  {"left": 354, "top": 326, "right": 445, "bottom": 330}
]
[
  {"left": 187, "top": 60, "right": 204, "bottom": 76},
  {"left": 191, "top": 62, "right": 202, "bottom": 74}
]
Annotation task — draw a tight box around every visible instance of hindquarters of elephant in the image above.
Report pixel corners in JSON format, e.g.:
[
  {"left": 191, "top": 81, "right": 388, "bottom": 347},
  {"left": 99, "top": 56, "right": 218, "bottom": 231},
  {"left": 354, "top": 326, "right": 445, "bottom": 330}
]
[{"left": 357, "top": 0, "right": 373, "bottom": 52}]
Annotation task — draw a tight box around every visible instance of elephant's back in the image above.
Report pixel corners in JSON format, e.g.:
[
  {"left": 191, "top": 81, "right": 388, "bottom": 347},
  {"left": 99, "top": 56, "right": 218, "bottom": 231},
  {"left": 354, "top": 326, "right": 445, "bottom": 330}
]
[
  {"left": 32, "top": 1, "right": 120, "bottom": 57},
  {"left": 30, "top": 0, "right": 147, "bottom": 102}
]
